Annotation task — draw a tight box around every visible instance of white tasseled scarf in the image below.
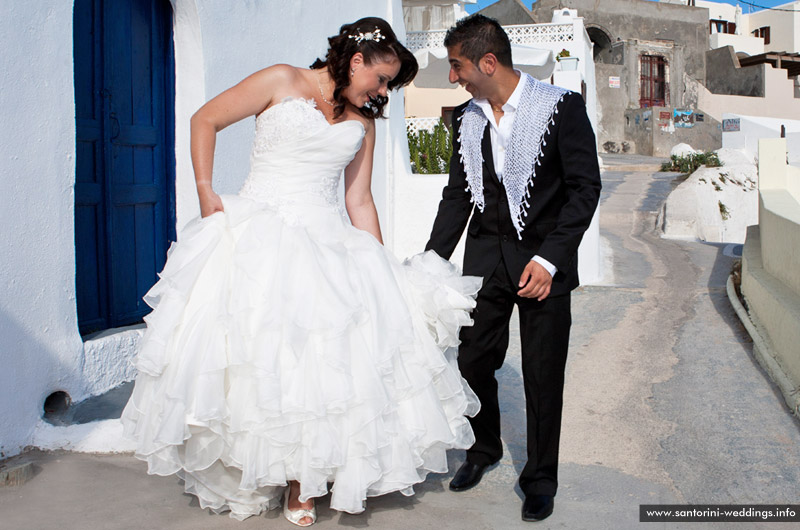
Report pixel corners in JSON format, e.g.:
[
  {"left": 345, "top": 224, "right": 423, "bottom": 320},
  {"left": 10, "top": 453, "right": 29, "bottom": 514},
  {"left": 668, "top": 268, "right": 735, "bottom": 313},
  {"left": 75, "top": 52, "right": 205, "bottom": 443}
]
[{"left": 458, "top": 76, "right": 569, "bottom": 239}]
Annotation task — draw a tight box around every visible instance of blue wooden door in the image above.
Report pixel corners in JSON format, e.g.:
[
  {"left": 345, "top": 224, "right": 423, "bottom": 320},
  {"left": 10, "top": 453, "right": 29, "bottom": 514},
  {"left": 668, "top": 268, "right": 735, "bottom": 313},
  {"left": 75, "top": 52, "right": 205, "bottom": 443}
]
[{"left": 74, "top": 0, "right": 175, "bottom": 335}]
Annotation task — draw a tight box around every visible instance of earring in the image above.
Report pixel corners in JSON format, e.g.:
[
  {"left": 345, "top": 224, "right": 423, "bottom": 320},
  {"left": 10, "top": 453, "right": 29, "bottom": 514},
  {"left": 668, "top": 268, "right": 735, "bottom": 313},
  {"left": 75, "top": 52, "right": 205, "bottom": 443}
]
[{"left": 350, "top": 68, "right": 355, "bottom": 77}]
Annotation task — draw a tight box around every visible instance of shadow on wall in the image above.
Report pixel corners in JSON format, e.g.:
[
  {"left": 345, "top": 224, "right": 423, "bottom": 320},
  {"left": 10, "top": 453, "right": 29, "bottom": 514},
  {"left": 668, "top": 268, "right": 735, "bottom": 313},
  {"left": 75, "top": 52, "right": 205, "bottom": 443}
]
[{"left": 0, "top": 307, "right": 85, "bottom": 457}]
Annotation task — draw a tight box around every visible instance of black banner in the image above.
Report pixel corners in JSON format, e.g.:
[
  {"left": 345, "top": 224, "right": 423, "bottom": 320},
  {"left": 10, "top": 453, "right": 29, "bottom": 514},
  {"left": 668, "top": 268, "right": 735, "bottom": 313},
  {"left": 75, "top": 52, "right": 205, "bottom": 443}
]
[{"left": 640, "top": 505, "right": 800, "bottom": 523}]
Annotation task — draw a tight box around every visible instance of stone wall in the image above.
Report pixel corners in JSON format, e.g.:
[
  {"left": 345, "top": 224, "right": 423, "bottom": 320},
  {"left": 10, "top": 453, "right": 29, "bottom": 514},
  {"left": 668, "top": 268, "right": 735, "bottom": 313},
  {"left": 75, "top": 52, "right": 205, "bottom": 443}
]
[
  {"left": 705, "top": 46, "right": 765, "bottom": 97},
  {"left": 596, "top": 62, "right": 631, "bottom": 153},
  {"left": 625, "top": 106, "right": 722, "bottom": 157}
]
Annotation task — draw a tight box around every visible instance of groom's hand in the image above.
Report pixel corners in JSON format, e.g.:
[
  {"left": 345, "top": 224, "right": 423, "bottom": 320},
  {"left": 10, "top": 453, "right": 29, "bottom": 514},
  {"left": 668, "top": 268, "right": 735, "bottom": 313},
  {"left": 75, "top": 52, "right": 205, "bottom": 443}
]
[{"left": 518, "top": 261, "right": 552, "bottom": 301}]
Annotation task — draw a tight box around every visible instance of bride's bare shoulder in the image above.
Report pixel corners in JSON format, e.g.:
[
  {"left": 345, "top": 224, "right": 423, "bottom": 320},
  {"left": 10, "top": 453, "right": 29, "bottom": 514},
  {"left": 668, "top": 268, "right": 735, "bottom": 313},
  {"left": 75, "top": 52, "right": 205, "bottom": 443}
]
[
  {"left": 250, "top": 64, "right": 303, "bottom": 84},
  {"left": 241, "top": 65, "right": 309, "bottom": 111}
]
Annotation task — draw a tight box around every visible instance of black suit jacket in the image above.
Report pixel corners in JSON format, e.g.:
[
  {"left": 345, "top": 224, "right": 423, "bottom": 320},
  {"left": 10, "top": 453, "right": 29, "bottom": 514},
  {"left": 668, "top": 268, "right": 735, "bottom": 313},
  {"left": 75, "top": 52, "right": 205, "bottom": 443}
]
[{"left": 425, "top": 92, "right": 601, "bottom": 297}]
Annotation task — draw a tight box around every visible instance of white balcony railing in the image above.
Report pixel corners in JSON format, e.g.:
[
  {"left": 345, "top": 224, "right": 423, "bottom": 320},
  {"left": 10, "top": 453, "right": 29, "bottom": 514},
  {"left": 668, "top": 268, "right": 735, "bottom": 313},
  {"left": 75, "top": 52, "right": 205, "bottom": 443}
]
[
  {"left": 406, "top": 117, "right": 442, "bottom": 135},
  {"left": 406, "top": 23, "right": 575, "bottom": 51}
]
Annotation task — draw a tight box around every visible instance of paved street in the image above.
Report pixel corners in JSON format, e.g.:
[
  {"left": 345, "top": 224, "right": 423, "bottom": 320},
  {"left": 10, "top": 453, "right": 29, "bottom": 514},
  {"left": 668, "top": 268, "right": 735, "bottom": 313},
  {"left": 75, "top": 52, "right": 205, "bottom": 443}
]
[{"left": 2, "top": 157, "right": 799, "bottom": 529}]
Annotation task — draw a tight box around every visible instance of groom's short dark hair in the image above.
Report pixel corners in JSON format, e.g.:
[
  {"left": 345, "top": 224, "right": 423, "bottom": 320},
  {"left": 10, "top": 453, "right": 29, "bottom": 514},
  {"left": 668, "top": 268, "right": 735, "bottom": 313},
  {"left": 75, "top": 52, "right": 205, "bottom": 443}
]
[{"left": 444, "top": 14, "right": 513, "bottom": 68}]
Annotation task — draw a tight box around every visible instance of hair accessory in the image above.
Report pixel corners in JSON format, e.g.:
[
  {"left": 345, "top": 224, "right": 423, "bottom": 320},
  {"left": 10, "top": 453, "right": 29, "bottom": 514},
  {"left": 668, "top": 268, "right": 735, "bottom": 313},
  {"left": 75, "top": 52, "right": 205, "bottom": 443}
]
[{"left": 348, "top": 28, "right": 386, "bottom": 44}]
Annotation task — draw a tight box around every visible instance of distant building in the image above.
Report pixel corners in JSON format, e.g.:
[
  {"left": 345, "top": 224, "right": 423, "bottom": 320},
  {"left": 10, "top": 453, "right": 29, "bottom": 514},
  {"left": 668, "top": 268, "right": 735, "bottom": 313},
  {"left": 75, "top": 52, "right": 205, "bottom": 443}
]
[
  {"left": 663, "top": 0, "right": 800, "bottom": 56},
  {"left": 477, "top": 0, "right": 800, "bottom": 156},
  {"left": 403, "top": 0, "right": 475, "bottom": 31},
  {"left": 525, "top": 0, "right": 726, "bottom": 155}
]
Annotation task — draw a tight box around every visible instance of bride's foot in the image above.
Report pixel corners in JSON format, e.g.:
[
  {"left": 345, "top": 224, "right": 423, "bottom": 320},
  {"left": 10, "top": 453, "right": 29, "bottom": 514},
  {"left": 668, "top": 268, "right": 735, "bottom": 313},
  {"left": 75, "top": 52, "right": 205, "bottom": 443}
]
[{"left": 283, "top": 481, "right": 316, "bottom": 527}]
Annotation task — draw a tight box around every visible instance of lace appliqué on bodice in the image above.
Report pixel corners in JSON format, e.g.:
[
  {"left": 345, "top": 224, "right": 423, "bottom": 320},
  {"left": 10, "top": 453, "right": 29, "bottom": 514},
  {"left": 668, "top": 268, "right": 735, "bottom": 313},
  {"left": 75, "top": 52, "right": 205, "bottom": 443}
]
[
  {"left": 251, "top": 97, "right": 328, "bottom": 155},
  {"left": 316, "top": 174, "right": 342, "bottom": 209},
  {"left": 239, "top": 97, "right": 350, "bottom": 224}
]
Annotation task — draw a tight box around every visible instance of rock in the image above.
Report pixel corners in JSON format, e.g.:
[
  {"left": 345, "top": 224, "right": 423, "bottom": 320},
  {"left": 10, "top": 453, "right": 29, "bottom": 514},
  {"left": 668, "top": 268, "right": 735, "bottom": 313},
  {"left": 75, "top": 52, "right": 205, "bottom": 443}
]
[
  {"left": 662, "top": 164, "right": 758, "bottom": 244},
  {"left": 669, "top": 143, "right": 699, "bottom": 158},
  {"left": 0, "top": 461, "right": 34, "bottom": 487},
  {"left": 717, "top": 147, "right": 755, "bottom": 167}
]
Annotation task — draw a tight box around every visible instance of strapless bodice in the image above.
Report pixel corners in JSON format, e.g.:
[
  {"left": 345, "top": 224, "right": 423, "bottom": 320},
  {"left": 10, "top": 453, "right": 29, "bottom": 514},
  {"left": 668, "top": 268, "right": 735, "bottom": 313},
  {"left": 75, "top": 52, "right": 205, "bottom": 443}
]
[{"left": 238, "top": 98, "right": 365, "bottom": 218}]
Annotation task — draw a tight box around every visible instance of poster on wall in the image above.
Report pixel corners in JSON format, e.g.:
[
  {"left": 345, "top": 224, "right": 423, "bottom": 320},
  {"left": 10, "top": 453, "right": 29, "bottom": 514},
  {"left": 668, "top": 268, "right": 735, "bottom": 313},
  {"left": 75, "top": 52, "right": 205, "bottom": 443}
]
[
  {"left": 658, "top": 111, "right": 671, "bottom": 132},
  {"left": 608, "top": 76, "right": 620, "bottom": 88},
  {"left": 722, "top": 118, "right": 740, "bottom": 132},
  {"left": 673, "top": 109, "right": 694, "bottom": 128}
]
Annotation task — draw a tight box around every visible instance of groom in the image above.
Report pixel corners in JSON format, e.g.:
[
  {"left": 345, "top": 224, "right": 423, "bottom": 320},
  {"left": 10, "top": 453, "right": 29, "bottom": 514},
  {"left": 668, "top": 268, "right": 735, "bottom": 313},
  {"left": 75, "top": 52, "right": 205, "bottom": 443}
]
[{"left": 425, "top": 15, "right": 601, "bottom": 522}]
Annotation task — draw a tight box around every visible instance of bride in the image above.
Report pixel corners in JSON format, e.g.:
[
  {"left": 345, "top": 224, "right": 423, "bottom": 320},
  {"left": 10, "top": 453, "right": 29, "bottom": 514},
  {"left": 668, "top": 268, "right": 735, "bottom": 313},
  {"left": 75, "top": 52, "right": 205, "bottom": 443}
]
[{"left": 121, "top": 17, "right": 480, "bottom": 526}]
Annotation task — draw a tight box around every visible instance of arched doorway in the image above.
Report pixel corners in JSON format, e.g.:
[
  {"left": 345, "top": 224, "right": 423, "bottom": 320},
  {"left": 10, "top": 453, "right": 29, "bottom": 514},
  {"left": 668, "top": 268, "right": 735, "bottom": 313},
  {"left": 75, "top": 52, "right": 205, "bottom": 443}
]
[
  {"left": 586, "top": 26, "right": 614, "bottom": 62},
  {"left": 73, "top": 0, "right": 176, "bottom": 335}
]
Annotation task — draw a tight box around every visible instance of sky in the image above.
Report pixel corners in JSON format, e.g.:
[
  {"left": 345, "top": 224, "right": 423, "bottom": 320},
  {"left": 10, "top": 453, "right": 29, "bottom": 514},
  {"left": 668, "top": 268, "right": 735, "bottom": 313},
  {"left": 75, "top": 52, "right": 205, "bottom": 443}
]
[{"left": 465, "top": 1, "right": 793, "bottom": 15}]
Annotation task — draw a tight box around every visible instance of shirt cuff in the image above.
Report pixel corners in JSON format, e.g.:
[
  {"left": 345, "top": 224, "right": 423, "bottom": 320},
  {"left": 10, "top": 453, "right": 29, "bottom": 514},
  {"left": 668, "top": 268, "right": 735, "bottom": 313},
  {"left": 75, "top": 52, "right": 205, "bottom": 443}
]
[{"left": 531, "top": 255, "right": 557, "bottom": 278}]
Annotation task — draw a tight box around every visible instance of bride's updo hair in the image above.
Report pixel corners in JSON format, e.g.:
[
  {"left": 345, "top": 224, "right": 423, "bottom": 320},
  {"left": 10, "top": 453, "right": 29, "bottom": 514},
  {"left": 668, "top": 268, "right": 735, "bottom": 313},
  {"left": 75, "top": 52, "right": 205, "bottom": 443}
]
[{"left": 311, "top": 17, "right": 418, "bottom": 119}]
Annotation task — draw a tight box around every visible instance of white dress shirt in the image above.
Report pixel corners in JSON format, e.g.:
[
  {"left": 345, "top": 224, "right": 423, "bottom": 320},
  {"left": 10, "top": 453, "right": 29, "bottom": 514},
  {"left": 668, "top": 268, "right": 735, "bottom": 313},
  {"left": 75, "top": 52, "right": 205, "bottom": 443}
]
[{"left": 473, "top": 72, "right": 557, "bottom": 278}]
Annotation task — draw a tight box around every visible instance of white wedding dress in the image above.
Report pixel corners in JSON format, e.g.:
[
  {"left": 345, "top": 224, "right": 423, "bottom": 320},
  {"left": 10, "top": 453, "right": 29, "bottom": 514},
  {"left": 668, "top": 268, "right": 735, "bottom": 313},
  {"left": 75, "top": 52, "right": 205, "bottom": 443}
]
[{"left": 121, "top": 97, "right": 481, "bottom": 520}]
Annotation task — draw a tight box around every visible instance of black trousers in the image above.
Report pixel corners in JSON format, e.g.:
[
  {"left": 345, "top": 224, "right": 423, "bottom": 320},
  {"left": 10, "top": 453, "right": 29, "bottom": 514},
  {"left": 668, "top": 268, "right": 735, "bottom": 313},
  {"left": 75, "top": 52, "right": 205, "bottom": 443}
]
[{"left": 458, "top": 259, "right": 571, "bottom": 497}]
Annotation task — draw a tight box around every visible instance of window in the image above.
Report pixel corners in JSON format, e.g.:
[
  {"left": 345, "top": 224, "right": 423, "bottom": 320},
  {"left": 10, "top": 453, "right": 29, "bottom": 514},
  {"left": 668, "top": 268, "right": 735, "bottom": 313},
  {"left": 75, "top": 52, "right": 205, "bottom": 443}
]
[
  {"left": 753, "top": 26, "right": 771, "bottom": 45},
  {"left": 709, "top": 19, "right": 736, "bottom": 35},
  {"left": 441, "top": 106, "right": 456, "bottom": 130},
  {"left": 639, "top": 55, "right": 668, "bottom": 108}
]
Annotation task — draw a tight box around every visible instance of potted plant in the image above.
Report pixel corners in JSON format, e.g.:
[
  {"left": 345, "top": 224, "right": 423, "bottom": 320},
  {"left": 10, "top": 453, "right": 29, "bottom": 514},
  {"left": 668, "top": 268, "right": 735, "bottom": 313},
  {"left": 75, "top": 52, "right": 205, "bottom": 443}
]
[{"left": 556, "top": 48, "right": 579, "bottom": 71}]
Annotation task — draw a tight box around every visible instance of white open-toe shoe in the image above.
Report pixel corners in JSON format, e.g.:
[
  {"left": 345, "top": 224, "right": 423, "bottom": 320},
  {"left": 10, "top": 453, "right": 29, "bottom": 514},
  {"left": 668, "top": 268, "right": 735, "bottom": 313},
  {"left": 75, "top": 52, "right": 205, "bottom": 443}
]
[{"left": 283, "top": 489, "right": 317, "bottom": 527}]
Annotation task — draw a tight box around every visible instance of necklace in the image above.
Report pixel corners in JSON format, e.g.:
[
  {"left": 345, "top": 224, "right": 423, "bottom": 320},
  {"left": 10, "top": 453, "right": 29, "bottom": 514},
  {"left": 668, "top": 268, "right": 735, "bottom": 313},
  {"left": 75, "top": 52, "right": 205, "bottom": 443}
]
[{"left": 316, "top": 71, "right": 335, "bottom": 107}]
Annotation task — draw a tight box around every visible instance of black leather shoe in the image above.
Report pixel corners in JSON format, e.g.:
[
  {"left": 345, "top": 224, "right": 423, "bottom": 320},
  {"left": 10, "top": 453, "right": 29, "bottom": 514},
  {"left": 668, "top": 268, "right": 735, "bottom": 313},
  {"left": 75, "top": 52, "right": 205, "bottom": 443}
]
[
  {"left": 448, "top": 461, "right": 488, "bottom": 491},
  {"left": 521, "top": 494, "right": 554, "bottom": 521}
]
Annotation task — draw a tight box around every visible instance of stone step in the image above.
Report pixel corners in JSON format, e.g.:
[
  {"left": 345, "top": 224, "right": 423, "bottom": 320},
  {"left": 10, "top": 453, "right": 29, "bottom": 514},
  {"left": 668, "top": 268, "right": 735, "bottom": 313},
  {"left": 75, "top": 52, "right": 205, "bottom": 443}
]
[{"left": 1, "top": 460, "right": 34, "bottom": 487}]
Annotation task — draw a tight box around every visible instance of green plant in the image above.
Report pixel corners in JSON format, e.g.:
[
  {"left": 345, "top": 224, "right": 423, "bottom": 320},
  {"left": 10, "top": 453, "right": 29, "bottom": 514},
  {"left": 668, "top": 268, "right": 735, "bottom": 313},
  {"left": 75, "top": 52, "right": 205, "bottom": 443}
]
[
  {"left": 661, "top": 151, "right": 721, "bottom": 174},
  {"left": 407, "top": 119, "right": 452, "bottom": 174},
  {"left": 556, "top": 48, "right": 571, "bottom": 61},
  {"left": 718, "top": 200, "right": 730, "bottom": 220}
]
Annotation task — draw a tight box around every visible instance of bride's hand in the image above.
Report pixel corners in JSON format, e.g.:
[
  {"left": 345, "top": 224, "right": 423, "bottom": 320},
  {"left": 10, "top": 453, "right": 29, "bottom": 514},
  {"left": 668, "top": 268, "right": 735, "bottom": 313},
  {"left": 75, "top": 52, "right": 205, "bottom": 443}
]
[{"left": 198, "top": 185, "right": 224, "bottom": 218}]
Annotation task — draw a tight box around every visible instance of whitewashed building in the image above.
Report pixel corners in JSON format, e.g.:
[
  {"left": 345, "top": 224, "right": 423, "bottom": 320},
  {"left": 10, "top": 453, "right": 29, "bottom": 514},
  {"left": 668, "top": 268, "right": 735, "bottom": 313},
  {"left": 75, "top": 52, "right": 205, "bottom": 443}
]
[
  {"left": 403, "top": 0, "right": 476, "bottom": 31},
  {"left": 662, "top": 0, "right": 800, "bottom": 56}
]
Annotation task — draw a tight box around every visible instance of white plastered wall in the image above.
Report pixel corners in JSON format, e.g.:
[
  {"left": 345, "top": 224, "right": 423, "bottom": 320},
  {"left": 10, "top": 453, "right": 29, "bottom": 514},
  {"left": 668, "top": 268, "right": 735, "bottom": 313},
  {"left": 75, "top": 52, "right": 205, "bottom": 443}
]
[
  {"left": 747, "top": 1, "right": 800, "bottom": 53},
  {"left": 722, "top": 114, "right": 800, "bottom": 165},
  {"left": 0, "top": 0, "right": 85, "bottom": 459}
]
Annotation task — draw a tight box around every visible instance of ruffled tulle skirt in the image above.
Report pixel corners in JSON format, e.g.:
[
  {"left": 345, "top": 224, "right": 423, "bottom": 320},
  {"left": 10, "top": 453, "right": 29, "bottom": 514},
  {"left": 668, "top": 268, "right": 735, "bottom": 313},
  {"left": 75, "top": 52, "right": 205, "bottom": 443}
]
[{"left": 120, "top": 194, "right": 481, "bottom": 520}]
